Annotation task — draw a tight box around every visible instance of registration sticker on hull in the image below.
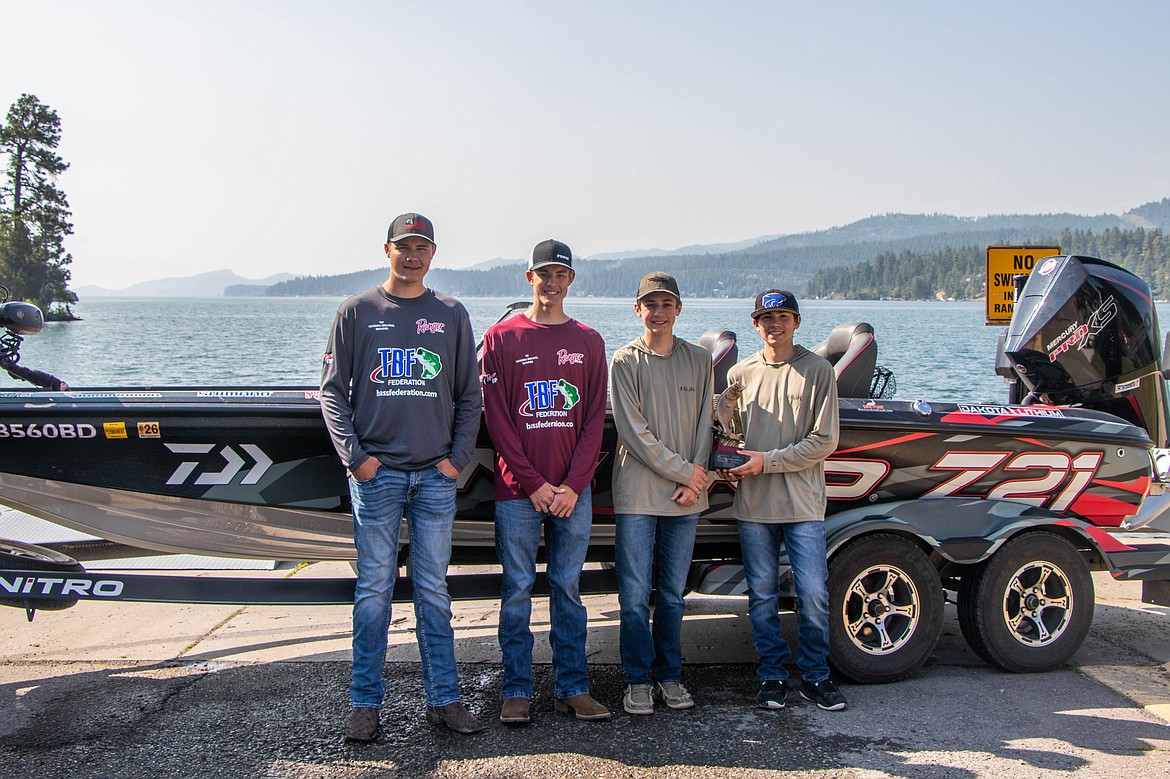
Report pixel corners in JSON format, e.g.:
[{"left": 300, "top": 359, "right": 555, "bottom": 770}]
[
  {"left": 137, "top": 421, "right": 161, "bottom": 438},
  {"left": 103, "top": 421, "right": 128, "bottom": 439}
]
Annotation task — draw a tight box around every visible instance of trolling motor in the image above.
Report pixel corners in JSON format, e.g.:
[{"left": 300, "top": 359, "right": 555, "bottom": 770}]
[{"left": 0, "top": 285, "right": 68, "bottom": 391}]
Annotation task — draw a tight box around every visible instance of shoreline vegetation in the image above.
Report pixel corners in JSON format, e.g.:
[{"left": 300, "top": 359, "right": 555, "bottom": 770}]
[
  {"left": 221, "top": 203, "right": 1170, "bottom": 304},
  {"left": 222, "top": 220, "right": 1170, "bottom": 304}
]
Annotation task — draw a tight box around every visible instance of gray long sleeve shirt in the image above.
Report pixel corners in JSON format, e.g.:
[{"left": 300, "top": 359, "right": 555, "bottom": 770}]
[{"left": 320, "top": 286, "right": 481, "bottom": 473}]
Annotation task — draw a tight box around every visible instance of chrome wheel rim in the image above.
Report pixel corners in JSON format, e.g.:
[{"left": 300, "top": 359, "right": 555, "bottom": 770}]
[
  {"left": 842, "top": 563, "right": 921, "bottom": 655},
  {"left": 1001, "top": 560, "right": 1073, "bottom": 647}
]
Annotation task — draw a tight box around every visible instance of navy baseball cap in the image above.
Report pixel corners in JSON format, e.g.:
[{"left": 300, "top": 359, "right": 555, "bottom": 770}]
[{"left": 751, "top": 289, "right": 799, "bottom": 319}]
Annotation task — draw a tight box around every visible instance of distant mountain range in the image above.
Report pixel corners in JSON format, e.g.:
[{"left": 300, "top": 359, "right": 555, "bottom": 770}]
[
  {"left": 75, "top": 270, "right": 296, "bottom": 298},
  {"left": 74, "top": 198, "right": 1170, "bottom": 299}
]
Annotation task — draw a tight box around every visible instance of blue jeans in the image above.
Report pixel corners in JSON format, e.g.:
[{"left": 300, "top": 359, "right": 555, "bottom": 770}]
[
  {"left": 348, "top": 465, "right": 461, "bottom": 708},
  {"left": 495, "top": 487, "right": 593, "bottom": 700},
  {"left": 738, "top": 520, "right": 832, "bottom": 684},
  {"left": 615, "top": 512, "right": 699, "bottom": 686}
]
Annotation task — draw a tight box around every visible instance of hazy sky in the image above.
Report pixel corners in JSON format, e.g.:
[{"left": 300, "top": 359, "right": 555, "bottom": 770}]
[{"left": 5, "top": 1, "right": 1170, "bottom": 289}]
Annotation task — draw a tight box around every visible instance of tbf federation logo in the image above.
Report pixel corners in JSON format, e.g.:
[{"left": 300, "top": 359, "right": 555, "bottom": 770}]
[
  {"left": 519, "top": 378, "right": 580, "bottom": 416},
  {"left": 370, "top": 347, "right": 442, "bottom": 382}
]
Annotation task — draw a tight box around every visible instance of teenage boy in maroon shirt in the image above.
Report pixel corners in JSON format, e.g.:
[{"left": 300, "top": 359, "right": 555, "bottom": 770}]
[{"left": 480, "top": 239, "right": 610, "bottom": 725}]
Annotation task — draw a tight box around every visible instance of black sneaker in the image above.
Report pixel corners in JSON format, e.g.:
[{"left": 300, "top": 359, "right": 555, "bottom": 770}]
[
  {"left": 799, "top": 679, "right": 848, "bottom": 711},
  {"left": 755, "top": 679, "right": 789, "bottom": 710}
]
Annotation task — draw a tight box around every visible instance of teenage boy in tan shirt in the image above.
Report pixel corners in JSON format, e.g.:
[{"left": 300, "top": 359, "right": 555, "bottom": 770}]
[{"left": 610, "top": 271, "right": 713, "bottom": 715}]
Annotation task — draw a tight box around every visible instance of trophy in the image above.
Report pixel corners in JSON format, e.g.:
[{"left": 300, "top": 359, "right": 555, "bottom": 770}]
[{"left": 709, "top": 380, "right": 749, "bottom": 470}]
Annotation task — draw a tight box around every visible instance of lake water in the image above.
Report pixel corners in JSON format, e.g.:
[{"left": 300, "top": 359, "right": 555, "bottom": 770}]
[{"left": 9, "top": 295, "right": 1166, "bottom": 403}]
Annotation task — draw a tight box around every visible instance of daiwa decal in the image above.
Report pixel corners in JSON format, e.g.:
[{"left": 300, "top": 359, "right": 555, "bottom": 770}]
[
  {"left": 370, "top": 347, "right": 442, "bottom": 383},
  {"left": 0, "top": 422, "right": 97, "bottom": 439},
  {"left": 165, "top": 443, "right": 273, "bottom": 486},
  {"left": 104, "top": 421, "right": 128, "bottom": 439}
]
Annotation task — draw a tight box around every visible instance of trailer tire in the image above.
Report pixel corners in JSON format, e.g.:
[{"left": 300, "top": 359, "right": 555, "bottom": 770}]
[
  {"left": 957, "top": 532, "right": 1092, "bottom": 673},
  {"left": 828, "top": 533, "right": 944, "bottom": 684},
  {"left": 0, "top": 539, "right": 85, "bottom": 611}
]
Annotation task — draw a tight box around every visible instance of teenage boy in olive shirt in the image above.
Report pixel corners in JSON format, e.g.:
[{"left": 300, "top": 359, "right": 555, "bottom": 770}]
[
  {"left": 610, "top": 271, "right": 713, "bottom": 715},
  {"left": 719, "top": 289, "right": 848, "bottom": 712}
]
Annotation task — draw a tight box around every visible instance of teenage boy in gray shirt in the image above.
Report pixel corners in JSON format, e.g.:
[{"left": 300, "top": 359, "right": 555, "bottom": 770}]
[
  {"left": 321, "top": 212, "right": 483, "bottom": 741},
  {"left": 610, "top": 272, "right": 713, "bottom": 715}
]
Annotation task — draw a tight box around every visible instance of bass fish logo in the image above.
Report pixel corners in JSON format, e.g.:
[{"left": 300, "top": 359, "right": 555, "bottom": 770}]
[
  {"left": 370, "top": 347, "right": 443, "bottom": 382},
  {"left": 519, "top": 378, "right": 580, "bottom": 416}
]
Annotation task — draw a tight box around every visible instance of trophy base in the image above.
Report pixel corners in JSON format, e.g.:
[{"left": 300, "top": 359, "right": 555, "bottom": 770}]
[{"left": 710, "top": 446, "right": 749, "bottom": 470}]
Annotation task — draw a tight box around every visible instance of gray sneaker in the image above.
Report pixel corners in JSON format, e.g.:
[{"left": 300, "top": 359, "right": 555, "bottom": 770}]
[
  {"left": 653, "top": 681, "right": 695, "bottom": 710},
  {"left": 623, "top": 683, "right": 654, "bottom": 715},
  {"left": 345, "top": 707, "right": 380, "bottom": 742}
]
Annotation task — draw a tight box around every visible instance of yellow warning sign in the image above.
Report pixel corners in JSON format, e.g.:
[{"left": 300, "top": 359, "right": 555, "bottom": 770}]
[{"left": 986, "top": 245, "right": 1061, "bottom": 324}]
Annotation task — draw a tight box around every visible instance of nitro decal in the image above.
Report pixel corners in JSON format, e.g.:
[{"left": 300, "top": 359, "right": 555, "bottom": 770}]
[
  {"left": 1047, "top": 296, "right": 1118, "bottom": 362},
  {"left": 557, "top": 349, "right": 584, "bottom": 365},
  {"left": 165, "top": 443, "right": 273, "bottom": 486},
  {"left": 416, "top": 318, "right": 446, "bottom": 334},
  {"left": 0, "top": 422, "right": 97, "bottom": 439},
  {"left": 955, "top": 404, "right": 1065, "bottom": 418},
  {"left": 104, "top": 421, "right": 128, "bottom": 439},
  {"left": 519, "top": 378, "right": 580, "bottom": 429},
  {"left": 0, "top": 575, "right": 123, "bottom": 599}
]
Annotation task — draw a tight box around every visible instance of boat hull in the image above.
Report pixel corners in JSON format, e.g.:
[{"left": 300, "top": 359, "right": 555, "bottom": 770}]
[{"left": 0, "top": 389, "right": 1153, "bottom": 561}]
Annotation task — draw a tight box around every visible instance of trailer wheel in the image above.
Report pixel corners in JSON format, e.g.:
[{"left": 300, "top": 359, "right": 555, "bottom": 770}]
[
  {"left": 828, "top": 534, "right": 943, "bottom": 684},
  {"left": 957, "top": 532, "right": 1093, "bottom": 673},
  {"left": 0, "top": 539, "right": 85, "bottom": 611}
]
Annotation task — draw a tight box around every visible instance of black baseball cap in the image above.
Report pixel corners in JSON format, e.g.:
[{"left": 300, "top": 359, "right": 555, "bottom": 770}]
[
  {"left": 529, "top": 239, "right": 573, "bottom": 271},
  {"left": 636, "top": 271, "right": 681, "bottom": 302},
  {"left": 751, "top": 289, "right": 799, "bottom": 319},
  {"left": 387, "top": 213, "right": 435, "bottom": 244}
]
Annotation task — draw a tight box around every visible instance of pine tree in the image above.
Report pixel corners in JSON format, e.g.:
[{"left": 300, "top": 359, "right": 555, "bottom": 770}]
[{"left": 0, "top": 94, "right": 76, "bottom": 317}]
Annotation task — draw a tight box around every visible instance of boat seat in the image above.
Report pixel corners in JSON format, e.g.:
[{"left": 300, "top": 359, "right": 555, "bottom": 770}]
[
  {"left": 698, "top": 330, "right": 738, "bottom": 395},
  {"left": 812, "top": 322, "right": 877, "bottom": 399}
]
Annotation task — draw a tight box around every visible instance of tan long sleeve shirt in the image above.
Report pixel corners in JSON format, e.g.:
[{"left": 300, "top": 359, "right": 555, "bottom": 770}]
[
  {"left": 610, "top": 336, "right": 714, "bottom": 516},
  {"left": 727, "top": 346, "right": 839, "bottom": 524}
]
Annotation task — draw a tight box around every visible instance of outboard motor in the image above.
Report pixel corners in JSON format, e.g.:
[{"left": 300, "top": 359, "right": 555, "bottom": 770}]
[{"left": 1002, "top": 255, "right": 1170, "bottom": 447}]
